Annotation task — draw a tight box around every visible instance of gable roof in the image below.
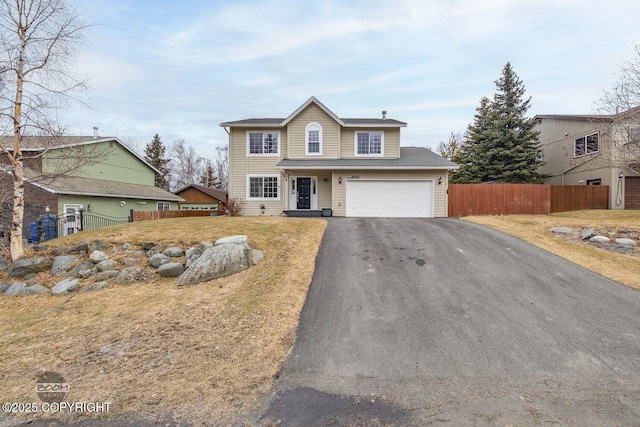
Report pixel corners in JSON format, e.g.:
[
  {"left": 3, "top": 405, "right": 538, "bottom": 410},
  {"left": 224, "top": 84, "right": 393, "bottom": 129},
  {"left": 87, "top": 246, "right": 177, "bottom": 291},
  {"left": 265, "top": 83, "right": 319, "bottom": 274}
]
[
  {"left": 0, "top": 135, "right": 162, "bottom": 175},
  {"left": 174, "top": 184, "right": 228, "bottom": 202},
  {"left": 219, "top": 96, "right": 407, "bottom": 129},
  {"left": 276, "top": 147, "right": 458, "bottom": 170}
]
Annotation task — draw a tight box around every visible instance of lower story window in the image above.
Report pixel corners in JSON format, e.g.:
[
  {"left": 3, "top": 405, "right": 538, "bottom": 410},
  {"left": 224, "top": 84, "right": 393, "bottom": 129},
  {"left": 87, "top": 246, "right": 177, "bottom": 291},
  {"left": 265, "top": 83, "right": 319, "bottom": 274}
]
[
  {"left": 249, "top": 176, "right": 279, "bottom": 199},
  {"left": 157, "top": 201, "right": 170, "bottom": 211}
]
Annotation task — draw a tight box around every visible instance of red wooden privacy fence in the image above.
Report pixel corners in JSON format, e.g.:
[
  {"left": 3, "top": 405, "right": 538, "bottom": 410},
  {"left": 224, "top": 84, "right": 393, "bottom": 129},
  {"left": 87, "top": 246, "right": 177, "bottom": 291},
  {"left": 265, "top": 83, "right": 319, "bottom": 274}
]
[{"left": 448, "top": 184, "right": 609, "bottom": 217}]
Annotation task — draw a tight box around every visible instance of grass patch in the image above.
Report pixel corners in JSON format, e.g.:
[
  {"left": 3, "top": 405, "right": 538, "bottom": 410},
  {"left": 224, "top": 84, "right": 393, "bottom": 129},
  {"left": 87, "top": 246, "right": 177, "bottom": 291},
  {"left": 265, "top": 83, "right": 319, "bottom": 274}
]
[
  {"left": 0, "top": 216, "right": 326, "bottom": 425},
  {"left": 464, "top": 210, "right": 640, "bottom": 290}
]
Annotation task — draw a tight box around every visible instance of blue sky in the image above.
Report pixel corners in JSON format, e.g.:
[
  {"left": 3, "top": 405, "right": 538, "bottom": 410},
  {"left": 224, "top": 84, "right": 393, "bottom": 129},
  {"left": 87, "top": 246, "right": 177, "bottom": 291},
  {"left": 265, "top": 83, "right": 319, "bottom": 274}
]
[{"left": 67, "top": 0, "right": 640, "bottom": 156}]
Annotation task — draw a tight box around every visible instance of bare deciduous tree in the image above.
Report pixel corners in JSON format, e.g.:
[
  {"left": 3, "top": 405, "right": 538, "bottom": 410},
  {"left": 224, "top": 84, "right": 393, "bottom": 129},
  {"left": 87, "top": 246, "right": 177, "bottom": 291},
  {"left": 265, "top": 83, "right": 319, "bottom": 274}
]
[
  {"left": 214, "top": 145, "right": 228, "bottom": 190},
  {"left": 0, "top": 0, "right": 89, "bottom": 260},
  {"left": 167, "top": 139, "right": 204, "bottom": 191}
]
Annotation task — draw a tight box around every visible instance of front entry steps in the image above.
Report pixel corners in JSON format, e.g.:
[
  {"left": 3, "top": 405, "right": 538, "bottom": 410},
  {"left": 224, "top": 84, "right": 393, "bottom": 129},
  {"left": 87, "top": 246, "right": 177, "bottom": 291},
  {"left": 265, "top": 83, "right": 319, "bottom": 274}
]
[{"left": 284, "top": 210, "right": 323, "bottom": 218}]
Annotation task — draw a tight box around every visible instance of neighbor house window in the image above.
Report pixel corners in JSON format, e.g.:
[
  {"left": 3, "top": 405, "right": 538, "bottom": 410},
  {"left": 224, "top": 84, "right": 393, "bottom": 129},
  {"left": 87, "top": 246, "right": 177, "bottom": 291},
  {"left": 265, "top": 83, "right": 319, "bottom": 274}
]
[
  {"left": 247, "top": 131, "right": 279, "bottom": 155},
  {"left": 574, "top": 132, "right": 599, "bottom": 157},
  {"left": 305, "top": 122, "right": 322, "bottom": 155},
  {"left": 157, "top": 202, "right": 170, "bottom": 211},
  {"left": 355, "top": 131, "right": 383, "bottom": 155},
  {"left": 248, "top": 175, "right": 279, "bottom": 199},
  {"left": 629, "top": 127, "right": 640, "bottom": 145}
]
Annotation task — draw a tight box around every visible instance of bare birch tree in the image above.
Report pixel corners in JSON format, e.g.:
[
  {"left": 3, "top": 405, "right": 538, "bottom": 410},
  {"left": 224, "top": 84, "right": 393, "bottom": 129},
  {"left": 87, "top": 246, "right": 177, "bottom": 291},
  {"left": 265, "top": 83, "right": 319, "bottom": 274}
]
[
  {"left": 0, "top": 0, "right": 89, "bottom": 260},
  {"left": 167, "top": 139, "right": 204, "bottom": 191}
]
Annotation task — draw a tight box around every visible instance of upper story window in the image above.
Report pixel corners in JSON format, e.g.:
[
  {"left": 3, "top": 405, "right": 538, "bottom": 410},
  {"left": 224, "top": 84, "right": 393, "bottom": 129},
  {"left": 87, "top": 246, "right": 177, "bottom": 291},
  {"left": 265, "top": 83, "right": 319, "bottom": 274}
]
[
  {"left": 247, "top": 131, "right": 279, "bottom": 156},
  {"left": 574, "top": 132, "right": 599, "bottom": 157},
  {"left": 305, "top": 122, "right": 322, "bottom": 155},
  {"left": 355, "top": 131, "right": 383, "bottom": 156}
]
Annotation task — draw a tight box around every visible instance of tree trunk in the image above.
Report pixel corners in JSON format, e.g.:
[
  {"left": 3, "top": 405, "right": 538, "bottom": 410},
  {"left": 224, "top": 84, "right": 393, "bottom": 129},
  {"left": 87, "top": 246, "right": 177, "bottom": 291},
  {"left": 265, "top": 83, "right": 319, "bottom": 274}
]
[{"left": 10, "top": 160, "right": 25, "bottom": 260}]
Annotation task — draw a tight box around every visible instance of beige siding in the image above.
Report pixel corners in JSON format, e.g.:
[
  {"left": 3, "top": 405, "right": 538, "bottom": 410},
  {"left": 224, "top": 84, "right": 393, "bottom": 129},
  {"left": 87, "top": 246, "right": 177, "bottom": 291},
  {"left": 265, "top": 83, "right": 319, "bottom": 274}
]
[
  {"left": 228, "top": 127, "right": 287, "bottom": 215},
  {"left": 287, "top": 104, "right": 341, "bottom": 159},
  {"left": 339, "top": 128, "right": 400, "bottom": 158},
  {"left": 332, "top": 170, "right": 449, "bottom": 217}
]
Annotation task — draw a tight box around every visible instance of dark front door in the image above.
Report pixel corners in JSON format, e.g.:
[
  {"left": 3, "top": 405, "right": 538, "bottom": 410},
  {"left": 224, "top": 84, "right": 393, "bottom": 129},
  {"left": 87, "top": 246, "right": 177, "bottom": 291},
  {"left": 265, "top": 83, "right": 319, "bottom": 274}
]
[{"left": 297, "top": 178, "right": 311, "bottom": 209}]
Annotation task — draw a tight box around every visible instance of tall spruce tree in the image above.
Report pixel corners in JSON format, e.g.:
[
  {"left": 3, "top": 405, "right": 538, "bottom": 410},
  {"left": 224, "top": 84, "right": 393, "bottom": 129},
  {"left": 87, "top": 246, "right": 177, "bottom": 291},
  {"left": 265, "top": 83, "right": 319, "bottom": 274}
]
[
  {"left": 455, "top": 63, "right": 544, "bottom": 183},
  {"left": 144, "top": 134, "right": 170, "bottom": 189}
]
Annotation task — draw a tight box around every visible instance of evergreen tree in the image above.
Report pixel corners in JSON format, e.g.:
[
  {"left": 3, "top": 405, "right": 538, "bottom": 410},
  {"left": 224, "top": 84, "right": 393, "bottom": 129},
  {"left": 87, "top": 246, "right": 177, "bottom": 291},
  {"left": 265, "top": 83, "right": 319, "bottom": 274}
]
[
  {"left": 144, "top": 134, "right": 170, "bottom": 189},
  {"left": 437, "top": 132, "right": 462, "bottom": 160},
  {"left": 199, "top": 159, "right": 219, "bottom": 188},
  {"left": 455, "top": 63, "right": 545, "bottom": 183}
]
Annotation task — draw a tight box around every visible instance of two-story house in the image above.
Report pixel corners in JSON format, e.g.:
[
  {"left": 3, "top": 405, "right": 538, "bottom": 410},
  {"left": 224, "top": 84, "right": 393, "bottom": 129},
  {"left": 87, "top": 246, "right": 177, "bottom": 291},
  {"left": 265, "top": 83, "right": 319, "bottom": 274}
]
[
  {"left": 220, "top": 97, "right": 458, "bottom": 217},
  {"left": 534, "top": 106, "right": 640, "bottom": 209}
]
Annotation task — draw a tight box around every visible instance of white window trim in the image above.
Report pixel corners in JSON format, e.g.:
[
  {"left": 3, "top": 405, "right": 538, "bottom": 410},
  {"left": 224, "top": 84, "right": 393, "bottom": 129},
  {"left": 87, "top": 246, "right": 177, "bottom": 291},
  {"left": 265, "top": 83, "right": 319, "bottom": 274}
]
[
  {"left": 354, "top": 131, "right": 384, "bottom": 157},
  {"left": 289, "top": 176, "right": 318, "bottom": 210},
  {"left": 246, "top": 174, "right": 280, "bottom": 201},
  {"left": 574, "top": 132, "right": 599, "bottom": 158},
  {"left": 157, "top": 201, "right": 170, "bottom": 211},
  {"left": 305, "top": 122, "right": 323, "bottom": 156},
  {"left": 246, "top": 131, "right": 281, "bottom": 157}
]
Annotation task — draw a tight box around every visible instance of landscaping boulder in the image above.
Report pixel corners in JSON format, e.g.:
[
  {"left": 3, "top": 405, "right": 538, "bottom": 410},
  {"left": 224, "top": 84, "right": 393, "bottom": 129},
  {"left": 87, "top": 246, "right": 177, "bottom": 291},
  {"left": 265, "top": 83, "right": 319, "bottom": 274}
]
[
  {"left": 96, "top": 270, "right": 120, "bottom": 281},
  {"left": 215, "top": 235, "right": 248, "bottom": 246},
  {"left": 123, "top": 258, "right": 141, "bottom": 266},
  {"left": 66, "top": 261, "right": 94, "bottom": 278},
  {"left": 19, "top": 284, "right": 49, "bottom": 296},
  {"left": 78, "top": 267, "right": 98, "bottom": 279},
  {"left": 614, "top": 238, "right": 637, "bottom": 246},
  {"left": 185, "top": 243, "right": 212, "bottom": 267},
  {"left": 89, "top": 250, "right": 109, "bottom": 263},
  {"left": 70, "top": 239, "right": 108, "bottom": 255},
  {"left": 0, "top": 255, "right": 9, "bottom": 271},
  {"left": 590, "top": 235, "right": 611, "bottom": 244},
  {"left": 149, "top": 253, "right": 171, "bottom": 268},
  {"left": 581, "top": 228, "right": 595, "bottom": 240},
  {"left": 158, "top": 262, "right": 184, "bottom": 278},
  {"left": 5, "top": 282, "right": 26, "bottom": 296},
  {"left": 97, "top": 259, "right": 118, "bottom": 272},
  {"left": 141, "top": 242, "right": 157, "bottom": 251},
  {"left": 52, "top": 278, "right": 81, "bottom": 295},
  {"left": 251, "top": 249, "right": 264, "bottom": 266},
  {"left": 177, "top": 244, "right": 249, "bottom": 287},
  {"left": 7, "top": 257, "right": 52, "bottom": 278},
  {"left": 51, "top": 256, "right": 80, "bottom": 276},
  {"left": 51, "top": 245, "right": 71, "bottom": 256},
  {"left": 146, "top": 245, "right": 164, "bottom": 257},
  {"left": 114, "top": 267, "right": 156, "bottom": 285},
  {"left": 0, "top": 284, "right": 9, "bottom": 293},
  {"left": 163, "top": 247, "right": 184, "bottom": 258},
  {"left": 82, "top": 281, "right": 109, "bottom": 293}
]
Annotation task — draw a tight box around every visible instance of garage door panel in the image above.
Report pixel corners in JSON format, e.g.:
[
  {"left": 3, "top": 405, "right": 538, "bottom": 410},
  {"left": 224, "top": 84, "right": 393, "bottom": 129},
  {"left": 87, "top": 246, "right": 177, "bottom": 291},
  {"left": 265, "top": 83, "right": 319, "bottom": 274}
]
[{"left": 346, "top": 180, "right": 433, "bottom": 218}]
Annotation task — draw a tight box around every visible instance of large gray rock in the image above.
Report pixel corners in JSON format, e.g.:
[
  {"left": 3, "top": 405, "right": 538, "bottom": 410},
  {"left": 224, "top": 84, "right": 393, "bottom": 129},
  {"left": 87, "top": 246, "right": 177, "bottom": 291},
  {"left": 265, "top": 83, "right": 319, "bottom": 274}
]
[
  {"left": 52, "top": 278, "right": 81, "bottom": 295},
  {"left": 114, "top": 267, "right": 156, "bottom": 285},
  {"left": 51, "top": 256, "right": 80, "bottom": 276},
  {"left": 177, "top": 244, "right": 250, "bottom": 287},
  {"left": 52, "top": 245, "right": 71, "bottom": 256},
  {"left": 146, "top": 245, "right": 164, "bottom": 257},
  {"left": 185, "top": 243, "right": 212, "bottom": 267},
  {"left": 69, "top": 239, "right": 108, "bottom": 255},
  {"left": 89, "top": 250, "right": 109, "bottom": 263},
  {"left": 0, "top": 255, "right": 9, "bottom": 271},
  {"left": 79, "top": 267, "right": 98, "bottom": 279},
  {"left": 66, "top": 261, "right": 94, "bottom": 278},
  {"left": 158, "top": 262, "right": 184, "bottom": 278},
  {"left": 614, "top": 238, "right": 637, "bottom": 246},
  {"left": 19, "top": 284, "right": 50, "bottom": 296},
  {"left": 141, "top": 242, "right": 157, "bottom": 251},
  {"left": 149, "top": 253, "right": 171, "bottom": 268},
  {"left": 97, "top": 259, "right": 118, "bottom": 271},
  {"left": 550, "top": 227, "right": 574, "bottom": 234},
  {"left": 5, "top": 282, "right": 26, "bottom": 296},
  {"left": 163, "top": 247, "right": 184, "bottom": 258},
  {"left": 82, "top": 281, "right": 109, "bottom": 293},
  {"left": 0, "top": 284, "right": 9, "bottom": 293},
  {"left": 95, "top": 270, "right": 120, "bottom": 281},
  {"left": 215, "top": 235, "right": 248, "bottom": 246},
  {"left": 590, "top": 235, "right": 611, "bottom": 244},
  {"left": 7, "top": 257, "right": 52, "bottom": 278}
]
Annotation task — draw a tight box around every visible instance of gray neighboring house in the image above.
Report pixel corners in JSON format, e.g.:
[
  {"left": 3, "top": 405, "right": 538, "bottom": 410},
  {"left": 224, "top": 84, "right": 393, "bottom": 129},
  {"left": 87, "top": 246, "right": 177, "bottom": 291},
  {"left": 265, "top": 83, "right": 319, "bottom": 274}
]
[{"left": 221, "top": 96, "right": 458, "bottom": 217}]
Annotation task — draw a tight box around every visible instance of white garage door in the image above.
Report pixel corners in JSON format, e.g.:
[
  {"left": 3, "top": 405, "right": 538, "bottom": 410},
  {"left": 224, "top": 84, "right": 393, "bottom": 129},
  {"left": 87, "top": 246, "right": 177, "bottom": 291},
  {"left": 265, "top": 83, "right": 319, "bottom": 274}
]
[{"left": 346, "top": 180, "right": 434, "bottom": 217}]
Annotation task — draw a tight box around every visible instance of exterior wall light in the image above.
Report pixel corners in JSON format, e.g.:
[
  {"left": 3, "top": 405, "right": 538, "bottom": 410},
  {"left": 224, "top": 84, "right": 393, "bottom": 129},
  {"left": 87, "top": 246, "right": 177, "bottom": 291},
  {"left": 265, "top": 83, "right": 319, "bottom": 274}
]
[
  {"left": 438, "top": 176, "right": 442, "bottom": 185},
  {"left": 338, "top": 176, "right": 342, "bottom": 184},
  {"left": 619, "top": 171, "right": 624, "bottom": 179}
]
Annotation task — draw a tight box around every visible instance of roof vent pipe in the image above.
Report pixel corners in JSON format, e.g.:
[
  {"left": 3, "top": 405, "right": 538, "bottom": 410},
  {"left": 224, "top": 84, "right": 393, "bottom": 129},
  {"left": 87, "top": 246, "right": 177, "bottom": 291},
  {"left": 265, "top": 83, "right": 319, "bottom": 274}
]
[
  {"left": 382, "top": 110, "right": 387, "bottom": 120},
  {"left": 93, "top": 126, "right": 98, "bottom": 139}
]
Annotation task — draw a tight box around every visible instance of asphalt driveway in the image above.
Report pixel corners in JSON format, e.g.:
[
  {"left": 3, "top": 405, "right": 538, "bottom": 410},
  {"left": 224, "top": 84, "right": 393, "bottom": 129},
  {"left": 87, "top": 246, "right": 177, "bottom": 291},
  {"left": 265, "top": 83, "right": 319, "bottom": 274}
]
[{"left": 251, "top": 218, "right": 640, "bottom": 426}]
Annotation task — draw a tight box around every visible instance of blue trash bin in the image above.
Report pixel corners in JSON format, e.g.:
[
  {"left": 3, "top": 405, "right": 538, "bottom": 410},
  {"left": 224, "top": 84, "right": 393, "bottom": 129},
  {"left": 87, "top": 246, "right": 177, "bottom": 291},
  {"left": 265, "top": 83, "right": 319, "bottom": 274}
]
[{"left": 30, "top": 222, "right": 37, "bottom": 243}]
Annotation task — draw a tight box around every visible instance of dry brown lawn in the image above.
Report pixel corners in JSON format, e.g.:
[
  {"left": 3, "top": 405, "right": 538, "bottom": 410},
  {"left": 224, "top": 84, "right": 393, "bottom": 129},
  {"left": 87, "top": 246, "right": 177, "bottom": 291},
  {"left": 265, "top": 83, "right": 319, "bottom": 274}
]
[
  {"left": 464, "top": 210, "right": 640, "bottom": 290},
  {"left": 0, "top": 216, "right": 327, "bottom": 426}
]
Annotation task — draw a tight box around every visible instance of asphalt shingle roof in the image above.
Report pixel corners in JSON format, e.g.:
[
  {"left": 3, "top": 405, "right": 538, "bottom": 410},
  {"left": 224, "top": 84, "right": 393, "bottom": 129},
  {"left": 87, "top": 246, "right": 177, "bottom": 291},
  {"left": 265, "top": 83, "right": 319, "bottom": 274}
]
[{"left": 276, "top": 147, "right": 458, "bottom": 170}]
